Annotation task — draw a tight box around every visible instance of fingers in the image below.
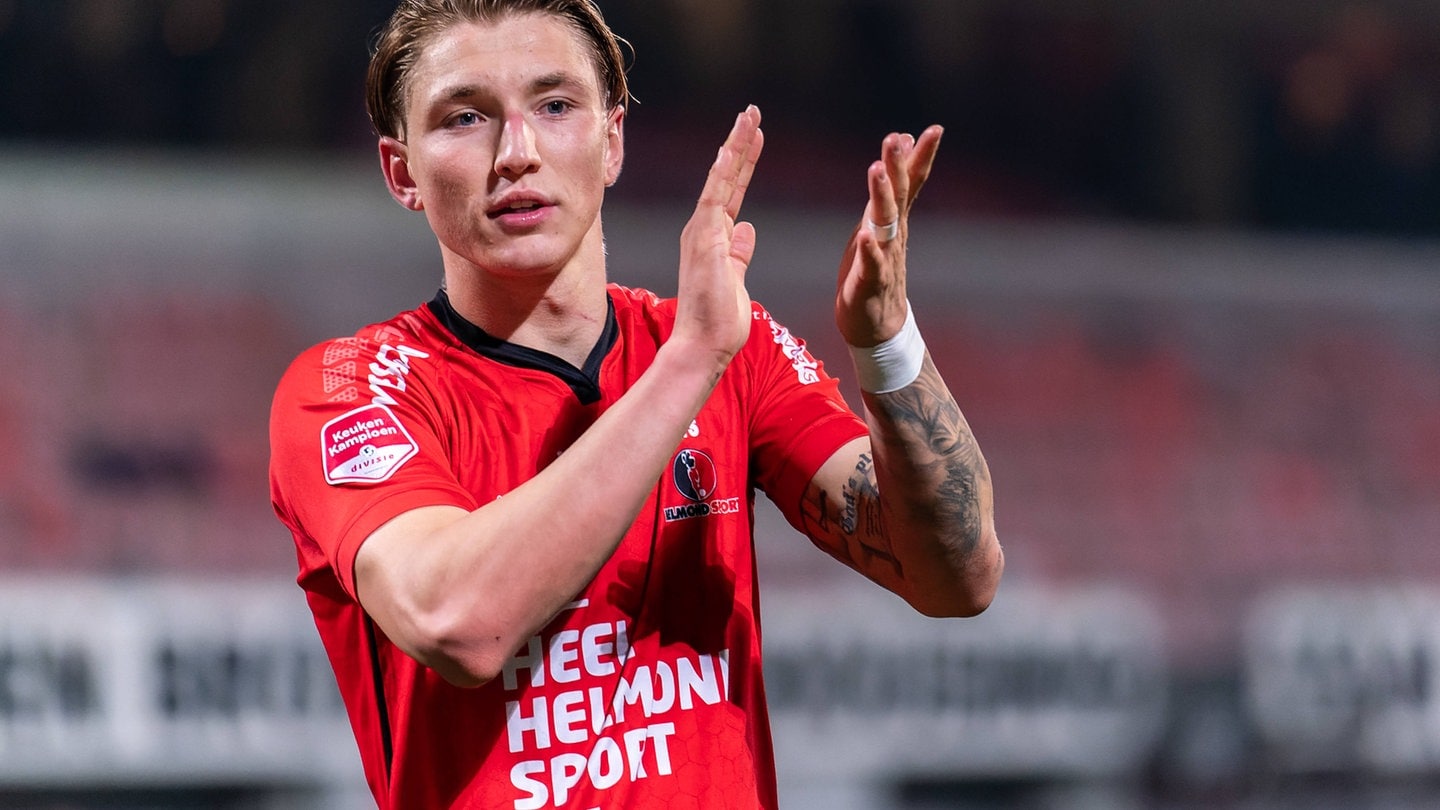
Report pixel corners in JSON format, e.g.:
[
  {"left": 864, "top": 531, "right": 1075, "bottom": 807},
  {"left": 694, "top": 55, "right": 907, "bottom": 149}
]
[
  {"left": 869, "top": 125, "right": 943, "bottom": 226},
  {"left": 730, "top": 220, "right": 758, "bottom": 269},
  {"left": 865, "top": 159, "right": 900, "bottom": 241},
  {"left": 905, "top": 125, "right": 943, "bottom": 206},
  {"left": 838, "top": 125, "right": 942, "bottom": 347},
  {"left": 675, "top": 109, "right": 763, "bottom": 362},
  {"left": 727, "top": 121, "right": 764, "bottom": 219},
  {"left": 881, "top": 133, "right": 912, "bottom": 216},
  {"left": 698, "top": 105, "right": 763, "bottom": 220},
  {"left": 853, "top": 159, "right": 900, "bottom": 295}
]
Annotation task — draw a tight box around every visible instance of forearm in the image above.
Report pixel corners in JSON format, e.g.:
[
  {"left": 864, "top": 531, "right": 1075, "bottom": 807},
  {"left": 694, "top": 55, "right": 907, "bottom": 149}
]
[
  {"left": 358, "top": 339, "right": 726, "bottom": 685},
  {"left": 818, "top": 121, "right": 1000, "bottom": 614},
  {"left": 801, "top": 351, "right": 1002, "bottom": 617},
  {"left": 860, "top": 353, "right": 1002, "bottom": 616}
]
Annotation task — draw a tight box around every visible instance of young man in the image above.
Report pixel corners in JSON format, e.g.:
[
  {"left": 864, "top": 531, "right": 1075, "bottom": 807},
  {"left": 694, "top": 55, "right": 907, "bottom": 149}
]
[{"left": 269, "top": 1, "right": 1003, "bottom": 807}]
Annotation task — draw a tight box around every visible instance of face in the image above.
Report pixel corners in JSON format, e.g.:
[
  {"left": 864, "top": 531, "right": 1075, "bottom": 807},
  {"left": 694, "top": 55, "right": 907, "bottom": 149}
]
[{"left": 379, "top": 13, "right": 624, "bottom": 280}]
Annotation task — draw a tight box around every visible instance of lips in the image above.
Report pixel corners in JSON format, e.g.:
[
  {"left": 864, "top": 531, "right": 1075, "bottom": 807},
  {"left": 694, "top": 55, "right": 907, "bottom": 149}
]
[{"left": 487, "top": 193, "right": 553, "bottom": 220}]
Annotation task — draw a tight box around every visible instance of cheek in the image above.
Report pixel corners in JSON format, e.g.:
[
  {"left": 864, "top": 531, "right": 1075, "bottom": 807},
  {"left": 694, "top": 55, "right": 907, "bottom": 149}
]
[
  {"left": 546, "top": 127, "right": 610, "bottom": 174},
  {"left": 430, "top": 171, "right": 470, "bottom": 206},
  {"left": 425, "top": 159, "right": 487, "bottom": 215},
  {"left": 418, "top": 171, "right": 490, "bottom": 248},
  {"left": 571, "top": 142, "right": 617, "bottom": 195}
]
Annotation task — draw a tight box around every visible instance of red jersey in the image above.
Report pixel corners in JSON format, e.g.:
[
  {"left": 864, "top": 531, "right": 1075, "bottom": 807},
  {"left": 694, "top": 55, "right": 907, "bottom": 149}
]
[{"left": 269, "top": 285, "right": 867, "bottom": 809}]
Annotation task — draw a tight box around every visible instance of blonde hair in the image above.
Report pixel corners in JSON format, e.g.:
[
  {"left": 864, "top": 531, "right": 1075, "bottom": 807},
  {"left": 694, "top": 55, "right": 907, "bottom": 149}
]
[{"left": 366, "top": 0, "right": 631, "bottom": 139}]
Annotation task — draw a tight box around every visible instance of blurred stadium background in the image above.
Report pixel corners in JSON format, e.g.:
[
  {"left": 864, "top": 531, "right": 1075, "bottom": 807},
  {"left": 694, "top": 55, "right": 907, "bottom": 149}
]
[{"left": 1, "top": 1, "right": 1439, "bottom": 808}]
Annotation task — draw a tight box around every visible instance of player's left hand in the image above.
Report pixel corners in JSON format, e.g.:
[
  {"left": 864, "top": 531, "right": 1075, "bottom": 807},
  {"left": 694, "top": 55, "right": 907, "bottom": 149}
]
[{"left": 834, "top": 125, "right": 943, "bottom": 348}]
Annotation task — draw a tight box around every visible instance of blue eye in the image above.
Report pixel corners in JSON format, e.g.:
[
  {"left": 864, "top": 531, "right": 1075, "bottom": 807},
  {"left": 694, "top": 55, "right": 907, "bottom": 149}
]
[
  {"left": 544, "top": 100, "right": 570, "bottom": 116},
  {"left": 452, "top": 111, "right": 480, "bottom": 127}
]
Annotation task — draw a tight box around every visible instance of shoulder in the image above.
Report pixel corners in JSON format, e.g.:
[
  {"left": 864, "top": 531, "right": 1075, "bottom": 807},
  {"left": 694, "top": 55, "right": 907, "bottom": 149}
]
[
  {"left": 737, "top": 300, "right": 832, "bottom": 390},
  {"left": 742, "top": 299, "right": 806, "bottom": 353},
  {"left": 607, "top": 283, "right": 674, "bottom": 319},
  {"left": 606, "top": 283, "right": 680, "bottom": 349},
  {"left": 604, "top": 283, "right": 787, "bottom": 339},
  {"left": 274, "top": 304, "right": 444, "bottom": 406}
]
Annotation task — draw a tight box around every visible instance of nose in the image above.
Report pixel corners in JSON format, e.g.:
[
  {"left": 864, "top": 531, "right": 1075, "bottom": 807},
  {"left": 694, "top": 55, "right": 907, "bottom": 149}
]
[{"left": 494, "top": 113, "right": 540, "bottom": 178}]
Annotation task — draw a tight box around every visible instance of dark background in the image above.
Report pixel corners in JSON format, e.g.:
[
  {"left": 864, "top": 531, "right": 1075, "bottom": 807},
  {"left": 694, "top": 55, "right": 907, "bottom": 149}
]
[{"left": 4, "top": 0, "right": 1439, "bottom": 235}]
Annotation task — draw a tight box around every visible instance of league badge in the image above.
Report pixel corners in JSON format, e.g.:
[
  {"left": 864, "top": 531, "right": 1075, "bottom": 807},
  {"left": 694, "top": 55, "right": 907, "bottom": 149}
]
[{"left": 321, "top": 404, "right": 419, "bottom": 485}]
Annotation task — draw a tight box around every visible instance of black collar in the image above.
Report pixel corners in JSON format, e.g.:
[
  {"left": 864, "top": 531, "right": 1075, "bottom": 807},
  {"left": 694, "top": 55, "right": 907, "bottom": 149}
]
[{"left": 427, "top": 289, "right": 617, "bottom": 405}]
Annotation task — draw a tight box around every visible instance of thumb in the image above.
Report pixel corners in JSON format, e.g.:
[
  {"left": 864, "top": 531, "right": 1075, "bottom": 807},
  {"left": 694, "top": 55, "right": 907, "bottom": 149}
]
[{"left": 730, "top": 221, "right": 758, "bottom": 272}]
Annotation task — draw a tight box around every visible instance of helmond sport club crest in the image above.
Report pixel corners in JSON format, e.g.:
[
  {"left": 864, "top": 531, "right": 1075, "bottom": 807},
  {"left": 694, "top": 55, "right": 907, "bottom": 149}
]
[
  {"left": 673, "top": 449, "right": 717, "bottom": 501},
  {"left": 664, "top": 449, "right": 740, "bottom": 523}
]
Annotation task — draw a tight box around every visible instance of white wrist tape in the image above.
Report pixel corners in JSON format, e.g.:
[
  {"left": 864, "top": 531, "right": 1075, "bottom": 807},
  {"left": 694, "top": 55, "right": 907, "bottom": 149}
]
[{"left": 848, "top": 303, "right": 927, "bottom": 394}]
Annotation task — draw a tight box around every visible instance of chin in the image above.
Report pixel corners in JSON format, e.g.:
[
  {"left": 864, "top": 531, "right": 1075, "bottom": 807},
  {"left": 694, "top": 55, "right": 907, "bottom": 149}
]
[{"left": 474, "top": 246, "right": 573, "bottom": 279}]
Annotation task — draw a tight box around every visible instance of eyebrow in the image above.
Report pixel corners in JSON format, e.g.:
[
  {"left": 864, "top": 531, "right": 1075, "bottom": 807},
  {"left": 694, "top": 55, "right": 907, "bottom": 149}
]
[
  {"left": 435, "top": 71, "right": 587, "bottom": 105},
  {"left": 440, "top": 84, "right": 483, "bottom": 103},
  {"left": 531, "top": 71, "right": 578, "bottom": 93}
]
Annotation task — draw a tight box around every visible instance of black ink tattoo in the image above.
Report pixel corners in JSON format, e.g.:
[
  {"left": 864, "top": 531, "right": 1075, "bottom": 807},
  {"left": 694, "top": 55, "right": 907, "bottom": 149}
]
[
  {"left": 938, "top": 461, "right": 982, "bottom": 555},
  {"left": 812, "top": 488, "right": 834, "bottom": 534},
  {"left": 839, "top": 452, "right": 875, "bottom": 535},
  {"left": 865, "top": 358, "right": 990, "bottom": 565},
  {"left": 799, "top": 357, "right": 994, "bottom": 591},
  {"left": 840, "top": 452, "right": 901, "bottom": 571}
]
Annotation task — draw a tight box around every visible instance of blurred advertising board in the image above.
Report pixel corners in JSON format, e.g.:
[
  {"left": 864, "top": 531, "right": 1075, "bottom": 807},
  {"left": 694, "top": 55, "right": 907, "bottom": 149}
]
[
  {"left": 0, "top": 577, "right": 1169, "bottom": 789},
  {"left": 763, "top": 583, "right": 1169, "bottom": 781},
  {"left": 0, "top": 577, "right": 354, "bottom": 786},
  {"left": 1245, "top": 585, "right": 1440, "bottom": 774}
]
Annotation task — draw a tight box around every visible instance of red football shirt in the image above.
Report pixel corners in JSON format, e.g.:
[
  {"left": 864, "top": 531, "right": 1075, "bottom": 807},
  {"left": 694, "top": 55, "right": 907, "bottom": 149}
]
[{"left": 270, "top": 285, "right": 867, "bottom": 809}]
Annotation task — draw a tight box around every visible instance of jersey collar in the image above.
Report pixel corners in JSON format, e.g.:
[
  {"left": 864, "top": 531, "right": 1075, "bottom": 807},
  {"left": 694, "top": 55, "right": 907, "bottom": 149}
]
[{"left": 427, "top": 289, "right": 617, "bottom": 405}]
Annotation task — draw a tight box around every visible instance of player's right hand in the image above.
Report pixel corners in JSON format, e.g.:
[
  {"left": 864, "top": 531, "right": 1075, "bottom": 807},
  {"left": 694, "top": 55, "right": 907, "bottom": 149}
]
[{"left": 673, "top": 105, "right": 764, "bottom": 372}]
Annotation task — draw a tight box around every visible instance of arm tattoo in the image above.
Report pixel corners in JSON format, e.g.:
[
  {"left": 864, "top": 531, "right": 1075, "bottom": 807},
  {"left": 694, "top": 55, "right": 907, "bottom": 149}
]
[
  {"left": 866, "top": 359, "right": 989, "bottom": 557},
  {"left": 800, "top": 357, "right": 991, "bottom": 585},
  {"left": 804, "top": 453, "right": 901, "bottom": 574},
  {"left": 838, "top": 452, "right": 872, "bottom": 535},
  {"left": 841, "top": 453, "right": 899, "bottom": 566}
]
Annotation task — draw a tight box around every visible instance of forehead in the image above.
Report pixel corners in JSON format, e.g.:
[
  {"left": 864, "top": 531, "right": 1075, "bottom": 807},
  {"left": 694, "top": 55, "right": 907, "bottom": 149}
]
[{"left": 407, "top": 13, "right": 603, "bottom": 106}]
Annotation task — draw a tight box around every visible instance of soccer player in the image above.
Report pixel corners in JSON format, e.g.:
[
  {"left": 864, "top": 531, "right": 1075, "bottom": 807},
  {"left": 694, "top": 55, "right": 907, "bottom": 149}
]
[{"left": 269, "top": 1, "right": 1004, "bottom": 807}]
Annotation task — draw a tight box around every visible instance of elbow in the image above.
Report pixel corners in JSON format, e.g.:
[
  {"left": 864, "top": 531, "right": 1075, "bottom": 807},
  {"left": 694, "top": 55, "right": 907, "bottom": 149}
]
[
  {"left": 911, "top": 585, "right": 996, "bottom": 619},
  {"left": 403, "top": 609, "right": 512, "bottom": 689},
  {"left": 427, "top": 651, "right": 499, "bottom": 689},
  {"left": 910, "top": 530, "right": 1005, "bottom": 619},
  {"left": 429, "top": 660, "right": 492, "bottom": 689}
]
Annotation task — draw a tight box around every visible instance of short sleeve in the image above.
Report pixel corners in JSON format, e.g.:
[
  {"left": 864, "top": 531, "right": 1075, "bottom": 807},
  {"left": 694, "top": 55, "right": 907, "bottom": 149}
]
[
  {"left": 744, "top": 304, "right": 868, "bottom": 526},
  {"left": 269, "top": 335, "right": 476, "bottom": 599}
]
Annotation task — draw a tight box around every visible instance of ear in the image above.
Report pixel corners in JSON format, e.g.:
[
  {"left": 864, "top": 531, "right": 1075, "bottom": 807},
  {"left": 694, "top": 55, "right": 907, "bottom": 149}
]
[
  {"left": 603, "top": 105, "right": 626, "bottom": 187},
  {"left": 378, "top": 136, "right": 424, "bottom": 211}
]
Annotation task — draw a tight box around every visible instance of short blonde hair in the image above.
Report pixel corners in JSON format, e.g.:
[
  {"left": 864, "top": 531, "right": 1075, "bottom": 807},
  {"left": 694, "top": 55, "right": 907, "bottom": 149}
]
[{"left": 366, "top": 0, "right": 631, "bottom": 140}]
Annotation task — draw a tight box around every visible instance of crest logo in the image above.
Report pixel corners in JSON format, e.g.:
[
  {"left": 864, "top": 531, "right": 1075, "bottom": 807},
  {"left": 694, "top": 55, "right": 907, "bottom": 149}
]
[
  {"left": 665, "top": 449, "right": 740, "bottom": 523},
  {"left": 321, "top": 404, "right": 419, "bottom": 485},
  {"left": 673, "top": 449, "right": 718, "bottom": 501}
]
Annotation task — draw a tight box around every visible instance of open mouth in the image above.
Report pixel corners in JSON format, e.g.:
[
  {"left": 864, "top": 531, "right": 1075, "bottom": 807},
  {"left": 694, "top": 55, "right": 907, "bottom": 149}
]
[{"left": 490, "top": 198, "right": 549, "bottom": 218}]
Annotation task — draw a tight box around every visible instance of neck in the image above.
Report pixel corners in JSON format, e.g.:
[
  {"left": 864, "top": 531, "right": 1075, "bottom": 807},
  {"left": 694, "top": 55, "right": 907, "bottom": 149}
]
[{"left": 440, "top": 239, "right": 609, "bottom": 369}]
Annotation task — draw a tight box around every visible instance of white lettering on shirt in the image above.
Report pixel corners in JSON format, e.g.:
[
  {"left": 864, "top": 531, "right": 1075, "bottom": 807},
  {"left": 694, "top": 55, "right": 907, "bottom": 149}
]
[{"left": 499, "top": 617, "right": 730, "bottom": 808}]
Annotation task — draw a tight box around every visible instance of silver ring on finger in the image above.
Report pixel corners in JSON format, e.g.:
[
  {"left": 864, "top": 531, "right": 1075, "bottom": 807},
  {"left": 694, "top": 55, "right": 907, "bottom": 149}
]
[{"left": 867, "top": 218, "right": 899, "bottom": 242}]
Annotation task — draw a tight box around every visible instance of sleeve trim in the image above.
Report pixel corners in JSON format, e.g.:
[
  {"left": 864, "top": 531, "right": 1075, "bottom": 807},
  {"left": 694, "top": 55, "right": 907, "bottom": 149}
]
[{"left": 331, "top": 485, "right": 477, "bottom": 599}]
